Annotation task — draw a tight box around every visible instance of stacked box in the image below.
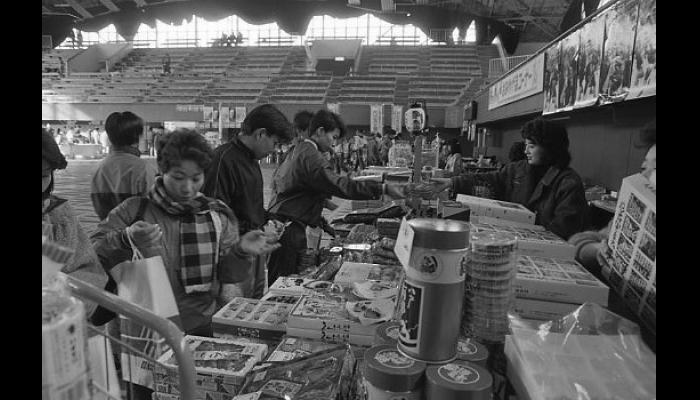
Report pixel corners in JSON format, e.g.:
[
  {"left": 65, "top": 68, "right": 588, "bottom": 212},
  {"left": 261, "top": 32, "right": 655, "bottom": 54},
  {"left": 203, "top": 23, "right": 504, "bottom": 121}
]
[
  {"left": 267, "top": 277, "right": 322, "bottom": 296},
  {"left": 264, "top": 335, "right": 341, "bottom": 362},
  {"left": 212, "top": 298, "right": 296, "bottom": 342},
  {"left": 376, "top": 218, "right": 401, "bottom": 238},
  {"left": 515, "top": 255, "right": 609, "bottom": 306},
  {"left": 470, "top": 222, "right": 575, "bottom": 259},
  {"left": 602, "top": 174, "right": 656, "bottom": 334},
  {"left": 438, "top": 200, "right": 471, "bottom": 221},
  {"left": 350, "top": 199, "right": 385, "bottom": 210},
  {"left": 456, "top": 194, "right": 536, "bottom": 224},
  {"left": 333, "top": 262, "right": 404, "bottom": 289},
  {"left": 154, "top": 336, "right": 268, "bottom": 400}
]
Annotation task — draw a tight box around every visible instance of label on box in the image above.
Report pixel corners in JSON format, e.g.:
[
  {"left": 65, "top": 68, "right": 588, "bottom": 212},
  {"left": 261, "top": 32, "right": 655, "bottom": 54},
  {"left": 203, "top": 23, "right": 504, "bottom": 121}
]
[
  {"left": 397, "top": 280, "right": 424, "bottom": 352},
  {"left": 394, "top": 217, "right": 414, "bottom": 267}
]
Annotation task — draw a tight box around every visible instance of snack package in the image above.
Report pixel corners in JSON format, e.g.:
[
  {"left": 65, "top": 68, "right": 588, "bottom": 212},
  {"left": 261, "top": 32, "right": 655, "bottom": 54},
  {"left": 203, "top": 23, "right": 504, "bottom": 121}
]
[
  {"left": 265, "top": 336, "right": 340, "bottom": 363},
  {"left": 212, "top": 298, "right": 295, "bottom": 341},
  {"left": 334, "top": 262, "right": 404, "bottom": 289},
  {"left": 238, "top": 345, "right": 356, "bottom": 400},
  {"left": 506, "top": 303, "right": 656, "bottom": 400}
]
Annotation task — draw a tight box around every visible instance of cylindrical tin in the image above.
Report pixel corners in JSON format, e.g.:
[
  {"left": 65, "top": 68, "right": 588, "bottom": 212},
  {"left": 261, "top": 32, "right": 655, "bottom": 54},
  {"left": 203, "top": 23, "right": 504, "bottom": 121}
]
[
  {"left": 364, "top": 345, "right": 427, "bottom": 400},
  {"left": 455, "top": 337, "right": 489, "bottom": 368},
  {"left": 373, "top": 321, "right": 402, "bottom": 346},
  {"left": 397, "top": 219, "right": 470, "bottom": 363},
  {"left": 425, "top": 360, "right": 493, "bottom": 400}
]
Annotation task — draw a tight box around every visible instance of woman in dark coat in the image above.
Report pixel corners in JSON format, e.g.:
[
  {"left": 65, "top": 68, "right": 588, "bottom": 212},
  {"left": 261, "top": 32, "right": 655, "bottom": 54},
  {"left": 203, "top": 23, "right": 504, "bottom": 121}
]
[{"left": 439, "top": 117, "right": 588, "bottom": 240}]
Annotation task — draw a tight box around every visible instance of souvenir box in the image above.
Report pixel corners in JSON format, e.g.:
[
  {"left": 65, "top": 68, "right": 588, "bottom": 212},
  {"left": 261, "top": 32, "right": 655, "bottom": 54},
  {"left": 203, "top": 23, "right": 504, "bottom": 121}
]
[
  {"left": 516, "top": 255, "right": 609, "bottom": 306},
  {"left": 602, "top": 174, "right": 656, "bottom": 334},
  {"left": 212, "top": 298, "right": 295, "bottom": 341},
  {"left": 470, "top": 222, "right": 576, "bottom": 260},
  {"left": 512, "top": 298, "right": 582, "bottom": 321},
  {"left": 154, "top": 336, "right": 268, "bottom": 399},
  {"left": 456, "top": 194, "right": 536, "bottom": 224},
  {"left": 265, "top": 335, "right": 350, "bottom": 363},
  {"left": 333, "top": 262, "right": 404, "bottom": 289},
  {"left": 267, "top": 277, "right": 321, "bottom": 296}
]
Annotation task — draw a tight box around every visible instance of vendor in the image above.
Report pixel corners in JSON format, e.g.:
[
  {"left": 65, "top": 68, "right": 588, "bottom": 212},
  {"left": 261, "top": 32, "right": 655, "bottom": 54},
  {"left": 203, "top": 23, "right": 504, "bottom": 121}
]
[
  {"left": 436, "top": 117, "right": 588, "bottom": 240},
  {"left": 266, "top": 109, "right": 405, "bottom": 282}
]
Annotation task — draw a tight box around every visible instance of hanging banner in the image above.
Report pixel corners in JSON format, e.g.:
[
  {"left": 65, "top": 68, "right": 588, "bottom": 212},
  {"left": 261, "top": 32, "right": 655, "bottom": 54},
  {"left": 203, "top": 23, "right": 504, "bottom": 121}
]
[
  {"left": 488, "top": 53, "right": 544, "bottom": 110},
  {"left": 557, "top": 32, "right": 580, "bottom": 112},
  {"left": 628, "top": 0, "right": 656, "bottom": 99},
  {"left": 220, "top": 106, "right": 230, "bottom": 127},
  {"left": 327, "top": 102, "right": 340, "bottom": 114},
  {"left": 370, "top": 104, "right": 383, "bottom": 134},
  {"left": 391, "top": 105, "right": 403, "bottom": 132},
  {"left": 599, "top": 0, "right": 639, "bottom": 103},
  {"left": 543, "top": 42, "right": 562, "bottom": 115},
  {"left": 202, "top": 106, "right": 214, "bottom": 122},
  {"left": 234, "top": 106, "right": 246, "bottom": 128},
  {"left": 574, "top": 14, "right": 605, "bottom": 109},
  {"left": 163, "top": 121, "right": 197, "bottom": 132}
]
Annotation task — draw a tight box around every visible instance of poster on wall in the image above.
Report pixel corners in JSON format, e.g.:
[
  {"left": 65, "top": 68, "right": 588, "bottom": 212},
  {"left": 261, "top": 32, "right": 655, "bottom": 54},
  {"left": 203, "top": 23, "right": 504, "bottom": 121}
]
[
  {"left": 628, "top": 0, "right": 656, "bottom": 99},
  {"left": 488, "top": 53, "right": 544, "bottom": 110},
  {"left": 220, "top": 106, "right": 230, "bottom": 127},
  {"left": 543, "top": 42, "right": 562, "bottom": 115},
  {"left": 574, "top": 14, "right": 605, "bottom": 108},
  {"left": 391, "top": 105, "right": 403, "bottom": 132},
  {"left": 327, "top": 102, "right": 340, "bottom": 114},
  {"left": 229, "top": 107, "right": 236, "bottom": 125},
  {"left": 370, "top": 104, "right": 383, "bottom": 134},
  {"left": 234, "top": 106, "right": 246, "bottom": 128},
  {"left": 599, "top": 0, "right": 639, "bottom": 103},
  {"left": 558, "top": 32, "right": 579, "bottom": 112},
  {"left": 203, "top": 106, "right": 214, "bottom": 122}
]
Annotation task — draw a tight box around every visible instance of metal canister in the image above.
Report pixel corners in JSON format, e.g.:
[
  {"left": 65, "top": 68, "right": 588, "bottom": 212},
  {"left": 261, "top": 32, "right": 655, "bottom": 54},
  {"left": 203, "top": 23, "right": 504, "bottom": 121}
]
[
  {"left": 397, "top": 218, "right": 470, "bottom": 363},
  {"left": 425, "top": 360, "right": 493, "bottom": 400}
]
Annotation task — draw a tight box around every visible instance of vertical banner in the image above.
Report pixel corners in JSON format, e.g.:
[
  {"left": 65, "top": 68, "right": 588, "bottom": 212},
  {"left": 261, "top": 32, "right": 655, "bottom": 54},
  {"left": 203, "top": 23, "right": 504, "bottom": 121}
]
[
  {"left": 574, "top": 15, "right": 605, "bottom": 108},
  {"left": 202, "top": 106, "right": 213, "bottom": 123},
  {"left": 220, "top": 106, "right": 230, "bottom": 128},
  {"left": 488, "top": 54, "right": 544, "bottom": 110},
  {"left": 234, "top": 106, "right": 246, "bottom": 128},
  {"left": 558, "top": 32, "right": 579, "bottom": 112},
  {"left": 391, "top": 105, "right": 403, "bottom": 132},
  {"left": 327, "top": 102, "right": 340, "bottom": 115},
  {"left": 599, "top": 0, "right": 639, "bottom": 103},
  {"left": 229, "top": 107, "right": 236, "bottom": 125},
  {"left": 543, "top": 42, "right": 562, "bottom": 115},
  {"left": 370, "top": 104, "right": 383, "bottom": 134},
  {"left": 628, "top": 0, "right": 656, "bottom": 99}
]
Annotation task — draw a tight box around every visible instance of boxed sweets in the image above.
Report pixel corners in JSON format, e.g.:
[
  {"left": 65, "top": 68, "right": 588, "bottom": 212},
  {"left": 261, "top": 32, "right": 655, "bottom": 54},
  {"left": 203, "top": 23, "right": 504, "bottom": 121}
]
[
  {"left": 155, "top": 336, "right": 268, "bottom": 398},
  {"left": 515, "top": 255, "right": 609, "bottom": 306},
  {"left": 259, "top": 292, "right": 303, "bottom": 305},
  {"left": 438, "top": 200, "right": 471, "bottom": 221},
  {"left": 512, "top": 298, "right": 582, "bottom": 321},
  {"left": 267, "top": 277, "right": 330, "bottom": 296},
  {"left": 334, "top": 262, "right": 404, "bottom": 289},
  {"left": 212, "top": 298, "right": 295, "bottom": 341},
  {"left": 238, "top": 345, "right": 356, "bottom": 400},
  {"left": 602, "top": 174, "right": 656, "bottom": 334},
  {"left": 470, "top": 222, "right": 576, "bottom": 260},
  {"left": 456, "top": 194, "right": 536, "bottom": 225},
  {"left": 265, "top": 335, "right": 341, "bottom": 362}
]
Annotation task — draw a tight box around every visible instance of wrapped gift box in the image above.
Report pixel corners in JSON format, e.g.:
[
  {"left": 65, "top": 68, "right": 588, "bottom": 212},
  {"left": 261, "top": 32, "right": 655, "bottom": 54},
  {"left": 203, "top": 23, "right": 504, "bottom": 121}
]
[
  {"left": 456, "top": 194, "right": 536, "bottom": 224},
  {"left": 470, "top": 222, "right": 575, "bottom": 260},
  {"left": 212, "top": 298, "right": 295, "bottom": 341}
]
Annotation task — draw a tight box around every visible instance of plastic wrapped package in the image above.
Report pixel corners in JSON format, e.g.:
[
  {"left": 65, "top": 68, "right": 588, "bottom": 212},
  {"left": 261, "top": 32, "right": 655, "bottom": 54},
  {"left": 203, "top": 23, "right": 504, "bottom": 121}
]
[
  {"left": 388, "top": 141, "right": 413, "bottom": 168},
  {"left": 505, "top": 303, "right": 656, "bottom": 400}
]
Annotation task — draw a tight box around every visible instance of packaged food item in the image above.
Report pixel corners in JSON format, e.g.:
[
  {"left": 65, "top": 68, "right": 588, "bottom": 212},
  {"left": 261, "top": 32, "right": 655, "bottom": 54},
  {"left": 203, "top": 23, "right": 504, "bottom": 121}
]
[
  {"left": 470, "top": 221, "right": 575, "bottom": 259},
  {"left": 334, "top": 262, "right": 404, "bottom": 289},
  {"left": 373, "top": 321, "right": 402, "bottom": 346},
  {"left": 343, "top": 243, "right": 373, "bottom": 263},
  {"left": 352, "top": 280, "right": 399, "bottom": 300},
  {"left": 455, "top": 194, "right": 535, "bottom": 225},
  {"left": 425, "top": 360, "right": 493, "bottom": 400},
  {"left": 363, "top": 345, "right": 427, "bottom": 400},
  {"left": 212, "top": 298, "right": 294, "bottom": 341},
  {"left": 265, "top": 335, "right": 340, "bottom": 362},
  {"left": 376, "top": 218, "right": 402, "bottom": 239},
  {"left": 267, "top": 277, "right": 322, "bottom": 296},
  {"left": 455, "top": 337, "right": 489, "bottom": 368}
]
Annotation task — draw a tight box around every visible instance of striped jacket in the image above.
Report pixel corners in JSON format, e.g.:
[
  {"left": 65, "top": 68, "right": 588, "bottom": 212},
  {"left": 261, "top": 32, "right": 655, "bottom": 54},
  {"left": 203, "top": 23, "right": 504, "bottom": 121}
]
[{"left": 90, "top": 150, "right": 158, "bottom": 220}]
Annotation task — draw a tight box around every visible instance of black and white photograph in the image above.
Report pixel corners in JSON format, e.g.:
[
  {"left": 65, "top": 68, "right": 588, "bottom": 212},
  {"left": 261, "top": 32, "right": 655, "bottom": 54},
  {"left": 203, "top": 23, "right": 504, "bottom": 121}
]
[
  {"left": 558, "top": 32, "right": 579, "bottom": 110},
  {"left": 574, "top": 15, "right": 605, "bottom": 108},
  {"left": 543, "top": 42, "right": 562, "bottom": 114},
  {"left": 599, "top": 0, "right": 639, "bottom": 100},
  {"left": 629, "top": 0, "right": 656, "bottom": 98}
]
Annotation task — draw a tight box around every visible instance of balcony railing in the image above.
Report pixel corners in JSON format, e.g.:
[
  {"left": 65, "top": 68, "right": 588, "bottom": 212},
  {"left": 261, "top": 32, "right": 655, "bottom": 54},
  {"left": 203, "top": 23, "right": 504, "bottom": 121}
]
[{"left": 488, "top": 55, "right": 532, "bottom": 78}]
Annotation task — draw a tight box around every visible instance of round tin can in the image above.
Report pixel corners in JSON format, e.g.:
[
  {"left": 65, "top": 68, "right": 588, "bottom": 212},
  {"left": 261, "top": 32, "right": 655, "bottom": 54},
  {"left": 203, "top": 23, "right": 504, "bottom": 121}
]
[
  {"left": 455, "top": 337, "right": 489, "bottom": 368},
  {"left": 373, "top": 321, "right": 402, "bottom": 346},
  {"left": 364, "top": 345, "right": 427, "bottom": 400},
  {"left": 425, "top": 360, "right": 493, "bottom": 400},
  {"left": 397, "top": 218, "right": 470, "bottom": 363}
]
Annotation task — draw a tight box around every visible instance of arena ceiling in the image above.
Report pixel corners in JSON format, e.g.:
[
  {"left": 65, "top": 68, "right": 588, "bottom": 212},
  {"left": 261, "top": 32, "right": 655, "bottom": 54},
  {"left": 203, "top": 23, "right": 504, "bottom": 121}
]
[{"left": 42, "top": 0, "right": 601, "bottom": 53}]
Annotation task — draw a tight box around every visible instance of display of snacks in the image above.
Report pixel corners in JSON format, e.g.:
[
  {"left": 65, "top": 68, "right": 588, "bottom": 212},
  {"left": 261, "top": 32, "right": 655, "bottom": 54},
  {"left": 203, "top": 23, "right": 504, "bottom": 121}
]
[
  {"left": 259, "top": 292, "right": 303, "bottom": 305},
  {"left": 267, "top": 277, "right": 330, "bottom": 296},
  {"left": 334, "top": 262, "right": 404, "bottom": 289},
  {"left": 265, "top": 335, "right": 341, "bottom": 362},
  {"left": 470, "top": 221, "right": 575, "bottom": 259},
  {"left": 345, "top": 224, "right": 380, "bottom": 243},
  {"left": 238, "top": 346, "right": 356, "bottom": 400},
  {"left": 455, "top": 194, "right": 536, "bottom": 225},
  {"left": 515, "top": 255, "right": 609, "bottom": 305},
  {"left": 343, "top": 243, "right": 373, "bottom": 263},
  {"left": 462, "top": 232, "right": 518, "bottom": 344},
  {"left": 376, "top": 218, "right": 402, "bottom": 239},
  {"left": 373, "top": 321, "right": 402, "bottom": 346},
  {"left": 212, "top": 298, "right": 295, "bottom": 341}
]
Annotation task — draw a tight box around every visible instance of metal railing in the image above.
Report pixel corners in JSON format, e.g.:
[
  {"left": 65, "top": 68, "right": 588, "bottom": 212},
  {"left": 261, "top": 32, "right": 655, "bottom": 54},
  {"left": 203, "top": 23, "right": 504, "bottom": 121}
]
[{"left": 488, "top": 55, "right": 532, "bottom": 78}]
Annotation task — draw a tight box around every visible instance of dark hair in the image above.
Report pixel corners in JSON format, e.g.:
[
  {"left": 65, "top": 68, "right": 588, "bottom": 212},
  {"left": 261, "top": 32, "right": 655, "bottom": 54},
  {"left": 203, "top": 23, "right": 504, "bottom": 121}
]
[
  {"left": 156, "top": 129, "right": 213, "bottom": 173},
  {"left": 241, "top": 104, "right": 293, "bottom": 143},
  {"left": 448, "top": 139, "right": 461, "bottom": 155},
  {"left": 521, "top": 118, "right": 571, "bottom": 168},
  {"left": 105, "top": 111, "right": 144, "bottom": 147},
  {"left": 42, "top": 128, "right": 67, "bottom": 170},
  {"left": 309, "top": 109, "right": 347, "bottom": 139},
  {"left": 293, "top": 110, "right": 314, "bottom": 133},
  {"left": 508, "top": 141, "right": 527, "bottom": 162},
  {"left": 638, "top": 118, "right": 656, "bottom": 149}
]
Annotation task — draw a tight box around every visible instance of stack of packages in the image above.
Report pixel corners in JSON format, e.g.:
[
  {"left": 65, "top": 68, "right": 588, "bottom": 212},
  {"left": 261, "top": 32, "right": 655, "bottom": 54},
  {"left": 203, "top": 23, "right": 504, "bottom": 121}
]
[
  {"left": 456, "top": 194, "right": 536, "bottom": 225},
  {"left": 376, "top": 218, "right": 402, "bottom": 239},
  {"left": 211, "top": 297, "right": 297, "bottom": 343},
  {"left": 370, "top": 237, "right": 400, "bottom": 265},
  {"left": 350, "top": 199, "right": 385, "bottom": 210},
  {"left": 154, "top": 336, "right": 268, "bottom": 400}
]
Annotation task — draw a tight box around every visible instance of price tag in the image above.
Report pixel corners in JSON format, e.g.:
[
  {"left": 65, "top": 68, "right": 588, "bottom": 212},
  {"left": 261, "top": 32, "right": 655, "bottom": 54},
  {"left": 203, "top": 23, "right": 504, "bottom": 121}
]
[{"left": 394, "top": 217, "right": 414, "bottom": 267}]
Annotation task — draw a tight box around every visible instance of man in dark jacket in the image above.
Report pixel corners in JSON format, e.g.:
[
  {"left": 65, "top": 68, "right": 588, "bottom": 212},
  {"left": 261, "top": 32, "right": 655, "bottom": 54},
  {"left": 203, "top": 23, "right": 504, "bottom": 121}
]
[
  {"left": 202, "top": 104, "right": 293, "bottom": 298},
  {"left": 438, "top": 118, "right": 588, "bottom": 240},
  {"left": 266, "top": 110, "right": 405, "bottom": 282}
]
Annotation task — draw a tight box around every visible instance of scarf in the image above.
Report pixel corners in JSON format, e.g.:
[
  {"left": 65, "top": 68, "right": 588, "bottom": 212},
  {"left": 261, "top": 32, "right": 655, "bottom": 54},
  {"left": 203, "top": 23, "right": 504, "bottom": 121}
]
[{"left": 148, "top": 177, "right": 234, "bottom": 294}]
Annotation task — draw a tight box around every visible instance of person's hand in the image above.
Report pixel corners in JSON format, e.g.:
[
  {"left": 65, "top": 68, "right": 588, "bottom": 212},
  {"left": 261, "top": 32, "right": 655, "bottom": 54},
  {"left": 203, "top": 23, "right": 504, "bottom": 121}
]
[
  {"left": 128, "top": 221, "right": 162, "bottom": 248},
  {"left": 384, "top": 183, "right": 407, "bottom": 199},
  {"left": 321, "top": 218, "right": 336, "bottom": 238},
  {"left": 429, "top": 177, "right": 452, "bottom": 193},
  {"left": 239, "top": 230, "right": 281, "bottom": 255},
  {"left": 324, "top": 199, "right": 339, "bottom": 211}
]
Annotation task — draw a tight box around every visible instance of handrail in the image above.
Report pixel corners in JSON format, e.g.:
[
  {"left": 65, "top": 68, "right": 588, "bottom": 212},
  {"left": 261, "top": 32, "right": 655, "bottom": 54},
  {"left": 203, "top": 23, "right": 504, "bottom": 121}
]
[
  {"left": 488, "top": 55, "right": 532, "bottom": 78},
  {"left": 65, "top": 275, "right": 197, "bottom": 400}
]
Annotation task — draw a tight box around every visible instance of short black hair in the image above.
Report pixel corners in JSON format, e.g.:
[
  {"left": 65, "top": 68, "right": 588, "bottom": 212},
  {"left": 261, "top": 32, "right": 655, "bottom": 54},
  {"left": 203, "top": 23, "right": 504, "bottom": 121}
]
[
  {"left": 508, "top": 141, "right": 527, "bottom": 162},
  {"left": 42, "top": 128, "right": 67, "bottom": 170},
  {"left": 448, "top": 139, "right": 461, "bottom": 155},
  {"left": 293, "top": 110, "right": 314, "bottom": 133},
  {"left": 309, "top": 109, "right": 347, "bottom": 139},
  {"left": 156, "top": 129, "right": 213, "bottom": 173},
  {"left": 521, "top": 117, "right": 571, "bottom": 168},
  {"left": 638, "top": 118, "right": 656, "bottom": 149},
  {"left": 105, "top": 111, "right": 144, "bottom": 147},
  {"left": 241, "top": 104, "right": 293, "bottom": 143}
]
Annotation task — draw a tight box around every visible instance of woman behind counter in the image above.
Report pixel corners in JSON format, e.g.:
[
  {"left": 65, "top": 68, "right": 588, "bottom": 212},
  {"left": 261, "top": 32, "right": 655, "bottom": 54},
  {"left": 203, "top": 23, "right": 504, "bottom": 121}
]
[{"left": 436, "top": 117, "right": 588, "bottom": 240}]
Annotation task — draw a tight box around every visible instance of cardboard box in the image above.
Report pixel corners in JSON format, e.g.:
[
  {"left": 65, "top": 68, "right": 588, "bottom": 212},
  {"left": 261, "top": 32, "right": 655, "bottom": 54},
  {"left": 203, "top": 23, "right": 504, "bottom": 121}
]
[
  {"left": 287, "top": 296, "right": 395, "bottom": 337},
  {"left": 333, "top": 262, "right": 404, "bottom": 289},
  {"left": 438, "top": 200, "right": 471, "bottom": 221},
  {"left": 470, "top": 222, "right": 576, "bottom": 259},
  {"left": 456, "top": 194, "right": 536, "bottom": 224},
  {"left": 265, "top": 335, "right": 347, "bottom": 362},
  {"left": 513, "top": 298, "right": 581, "bottom": 321},
  {"left": 602, "top": 174, "right": 656, "bottom": 334},
  {"left": 285, "top": 327, "right": 375, "bottom": 347},
  {"left": 212, "top": 298, "right": 294, "bottom": 341},
  {"left": 516, "top": 255, "right": 609, "bottom": 306}
]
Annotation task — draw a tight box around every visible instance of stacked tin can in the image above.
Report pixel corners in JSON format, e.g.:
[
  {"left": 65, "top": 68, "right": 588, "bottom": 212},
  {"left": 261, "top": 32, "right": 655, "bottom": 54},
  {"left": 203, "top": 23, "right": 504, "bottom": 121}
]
[{"left": 462, "top": 231, "right": 518, "bottom": 344}]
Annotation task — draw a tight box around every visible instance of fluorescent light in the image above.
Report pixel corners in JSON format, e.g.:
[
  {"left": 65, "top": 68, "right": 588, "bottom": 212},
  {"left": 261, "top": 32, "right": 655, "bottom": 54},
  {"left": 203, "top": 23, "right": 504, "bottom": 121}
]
[{"left": 335, "top": 56, "right": 345, "bottom": 61}]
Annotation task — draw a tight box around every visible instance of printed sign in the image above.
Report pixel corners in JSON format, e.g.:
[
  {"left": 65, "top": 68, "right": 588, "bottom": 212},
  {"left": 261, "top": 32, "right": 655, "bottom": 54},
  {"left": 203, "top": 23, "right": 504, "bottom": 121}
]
[
  {"left": 394, "top": 217, "right": 414, "bottom": 268},
  {"left": 370, "top": 104, "right": 383, "bottom": 134},
  {"left": 489, "top": 53, "right": 544, "bottom": 110},
  {"left": 235, "top": 106, "right": 247, "bottom": 128},
  {"left": 398, "top": 281, "right": 423, "bottom": 351},
  {"left": 391, "top": 105, "right": 403, "bottom": 132}
]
